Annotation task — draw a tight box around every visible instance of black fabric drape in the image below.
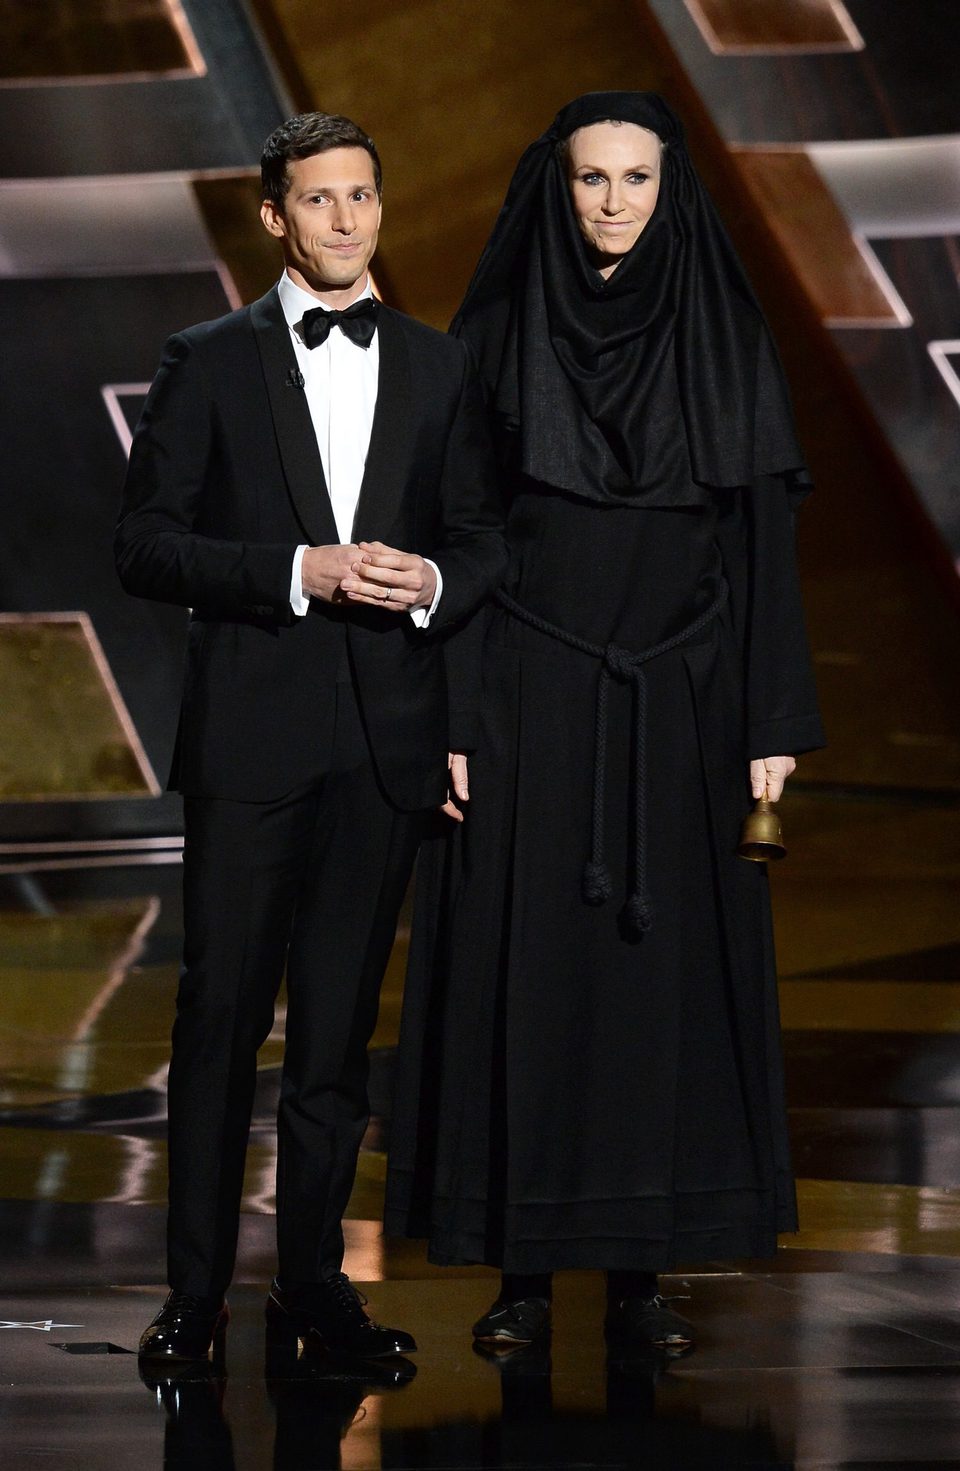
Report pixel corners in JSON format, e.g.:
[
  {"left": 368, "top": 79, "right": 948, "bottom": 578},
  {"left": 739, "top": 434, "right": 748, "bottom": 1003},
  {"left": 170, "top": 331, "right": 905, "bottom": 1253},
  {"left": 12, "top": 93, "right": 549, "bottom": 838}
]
[{"left": 452, "top": 91, "right": 808, "bottom": 504}]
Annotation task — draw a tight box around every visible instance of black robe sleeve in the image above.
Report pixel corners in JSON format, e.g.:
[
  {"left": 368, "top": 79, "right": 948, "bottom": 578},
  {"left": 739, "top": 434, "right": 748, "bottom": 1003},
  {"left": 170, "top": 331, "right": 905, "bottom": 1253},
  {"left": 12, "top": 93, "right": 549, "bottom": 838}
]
[
  {"left": 717, "top": 475, "right": 826, "bottom": 760},
  {"left": 437, "top": 604, "right": 490, "bottom": 753}
]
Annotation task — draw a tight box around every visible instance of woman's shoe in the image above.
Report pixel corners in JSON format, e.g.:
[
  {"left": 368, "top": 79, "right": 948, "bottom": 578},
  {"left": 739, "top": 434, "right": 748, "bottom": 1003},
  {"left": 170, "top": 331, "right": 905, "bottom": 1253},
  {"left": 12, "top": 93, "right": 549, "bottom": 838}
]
[
  {"left": 472, "top": 1296, "right": 551, "bottom": 1346},
  {"left": 605, "top": 1294, "right": 694, "bottom": 1356}
]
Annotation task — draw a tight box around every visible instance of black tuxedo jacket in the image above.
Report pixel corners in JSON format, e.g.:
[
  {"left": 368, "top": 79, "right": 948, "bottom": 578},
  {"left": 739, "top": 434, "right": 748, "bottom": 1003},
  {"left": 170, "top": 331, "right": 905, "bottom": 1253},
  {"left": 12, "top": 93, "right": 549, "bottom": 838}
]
[{"left": 115, "top": 288, "right": 506, "bottom": 809}]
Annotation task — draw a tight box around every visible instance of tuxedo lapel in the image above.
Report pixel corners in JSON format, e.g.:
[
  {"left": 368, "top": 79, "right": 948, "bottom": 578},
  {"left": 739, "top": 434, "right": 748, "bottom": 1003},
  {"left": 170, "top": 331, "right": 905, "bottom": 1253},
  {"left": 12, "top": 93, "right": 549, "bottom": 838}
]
[
  {"left": 352, "top": 307, "right": 414, "bottom": 544},
  {"left": 250, "top": 289, "right": 339, "bottom": 546}
]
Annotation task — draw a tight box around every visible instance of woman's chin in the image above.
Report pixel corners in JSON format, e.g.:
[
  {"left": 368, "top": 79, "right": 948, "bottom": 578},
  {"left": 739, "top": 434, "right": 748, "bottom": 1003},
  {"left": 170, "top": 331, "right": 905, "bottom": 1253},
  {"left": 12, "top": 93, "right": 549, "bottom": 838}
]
[{"left": 589, "top": 243, "right": 634, "bottom": 275}]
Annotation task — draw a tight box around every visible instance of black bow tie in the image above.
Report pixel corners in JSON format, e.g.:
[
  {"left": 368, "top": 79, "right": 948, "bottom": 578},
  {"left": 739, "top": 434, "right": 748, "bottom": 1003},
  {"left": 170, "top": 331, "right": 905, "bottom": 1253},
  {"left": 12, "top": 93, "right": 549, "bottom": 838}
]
[{"left": 301, "top": 298, "right": 379, "bottom": 350}]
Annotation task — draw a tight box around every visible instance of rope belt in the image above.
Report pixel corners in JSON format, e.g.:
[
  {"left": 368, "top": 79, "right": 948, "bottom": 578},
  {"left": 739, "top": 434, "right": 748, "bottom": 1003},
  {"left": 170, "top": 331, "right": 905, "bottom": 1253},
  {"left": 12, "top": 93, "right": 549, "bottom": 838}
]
[{"left": 494, "top": 582, "right": 729, "bottom": 937}]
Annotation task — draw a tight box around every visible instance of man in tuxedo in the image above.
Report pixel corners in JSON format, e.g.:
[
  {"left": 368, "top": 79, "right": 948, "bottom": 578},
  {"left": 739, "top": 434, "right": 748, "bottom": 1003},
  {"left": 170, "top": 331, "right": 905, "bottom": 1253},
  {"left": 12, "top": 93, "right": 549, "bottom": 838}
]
[{"left": 116, "top": 112, "right": 505, "bottom": 1362}]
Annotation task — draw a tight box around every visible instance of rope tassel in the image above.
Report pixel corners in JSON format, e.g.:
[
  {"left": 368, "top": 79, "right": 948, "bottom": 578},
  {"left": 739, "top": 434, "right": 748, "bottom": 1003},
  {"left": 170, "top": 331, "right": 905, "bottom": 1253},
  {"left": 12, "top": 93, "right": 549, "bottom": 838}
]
[
  {"left": 496, "top": 584, "right": 729, "bottom": 937},
  {"left": 582, "top": 861, "right": 613, "bottom": 905},
  {"left": 583, "top": 664, "right": 614, "bottom": 904},
  {"left": 621, "top": 666, "right": 653, "bottom": 937},
  {"left": 622, "top": 891, "right": 654, "bottom": 937}
]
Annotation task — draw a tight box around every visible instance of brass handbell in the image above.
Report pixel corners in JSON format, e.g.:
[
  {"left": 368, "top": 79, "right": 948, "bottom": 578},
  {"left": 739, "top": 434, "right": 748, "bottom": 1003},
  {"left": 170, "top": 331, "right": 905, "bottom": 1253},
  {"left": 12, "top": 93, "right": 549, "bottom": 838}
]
[{"left": 737, "top": 798, "right": 786, "bottom": 862}]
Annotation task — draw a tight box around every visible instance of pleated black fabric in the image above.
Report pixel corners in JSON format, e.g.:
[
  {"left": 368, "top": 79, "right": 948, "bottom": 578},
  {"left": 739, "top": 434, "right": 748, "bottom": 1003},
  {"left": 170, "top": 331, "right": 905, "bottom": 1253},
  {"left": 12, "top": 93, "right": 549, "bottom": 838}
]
[
  {"left": 452, "top": 91, "right": 808, "bottom": 503},
  {"left": 385, "top": 94, "right": 825, "bottom": 1274}
]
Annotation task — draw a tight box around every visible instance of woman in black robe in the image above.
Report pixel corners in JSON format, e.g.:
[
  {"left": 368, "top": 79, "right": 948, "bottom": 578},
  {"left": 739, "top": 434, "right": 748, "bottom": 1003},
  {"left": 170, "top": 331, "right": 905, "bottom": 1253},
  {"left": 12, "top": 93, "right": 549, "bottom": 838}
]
[{"left": 385, "top": 92, "right": 824, "bottom": 1353}]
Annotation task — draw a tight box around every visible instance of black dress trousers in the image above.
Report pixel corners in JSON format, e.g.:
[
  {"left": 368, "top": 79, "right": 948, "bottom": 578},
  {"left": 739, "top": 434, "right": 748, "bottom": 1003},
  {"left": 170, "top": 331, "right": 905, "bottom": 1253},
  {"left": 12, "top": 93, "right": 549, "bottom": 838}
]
[{"left": 166, "top": 677, "right": 422, "bottom": 1297}]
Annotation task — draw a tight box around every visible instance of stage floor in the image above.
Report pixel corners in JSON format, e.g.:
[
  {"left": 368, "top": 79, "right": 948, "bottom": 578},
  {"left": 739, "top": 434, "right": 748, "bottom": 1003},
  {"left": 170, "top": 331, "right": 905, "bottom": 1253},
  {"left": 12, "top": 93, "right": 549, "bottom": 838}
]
[
  {"left": 6, "top": 1273, "right": 960, "bottom": 1469},
  {"left": 2, "top": 783, "right": 959, "bottom": 1468}
]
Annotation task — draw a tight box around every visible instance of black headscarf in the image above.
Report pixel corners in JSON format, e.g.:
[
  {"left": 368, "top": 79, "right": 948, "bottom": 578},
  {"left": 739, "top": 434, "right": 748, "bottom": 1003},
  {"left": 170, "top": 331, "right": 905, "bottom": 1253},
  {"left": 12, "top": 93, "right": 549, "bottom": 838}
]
[{"left": 452, "top": 92, "right": 809, "bottom": 504}]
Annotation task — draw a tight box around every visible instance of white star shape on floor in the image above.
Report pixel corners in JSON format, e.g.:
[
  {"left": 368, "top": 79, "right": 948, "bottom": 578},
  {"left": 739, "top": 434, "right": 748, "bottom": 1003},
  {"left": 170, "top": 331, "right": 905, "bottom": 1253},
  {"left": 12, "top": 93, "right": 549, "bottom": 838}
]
[{"left": 0, "top": 1320, "right": 84, "bottom": 1332}]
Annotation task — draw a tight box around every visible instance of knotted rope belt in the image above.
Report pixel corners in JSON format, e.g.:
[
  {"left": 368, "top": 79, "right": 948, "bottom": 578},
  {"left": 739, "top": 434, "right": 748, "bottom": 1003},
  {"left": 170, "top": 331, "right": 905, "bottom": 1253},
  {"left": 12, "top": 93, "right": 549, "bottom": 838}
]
[{"left": 495, "top": 582, "right": 729, "bottom": 937}]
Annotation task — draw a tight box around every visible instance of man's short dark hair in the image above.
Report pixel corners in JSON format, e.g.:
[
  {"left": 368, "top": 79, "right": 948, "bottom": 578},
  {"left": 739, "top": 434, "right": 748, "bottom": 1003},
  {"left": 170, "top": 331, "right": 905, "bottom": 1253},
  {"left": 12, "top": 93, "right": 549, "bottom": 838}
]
[{"left": 261, "top": 112, "right": 382, "bottom": 209}]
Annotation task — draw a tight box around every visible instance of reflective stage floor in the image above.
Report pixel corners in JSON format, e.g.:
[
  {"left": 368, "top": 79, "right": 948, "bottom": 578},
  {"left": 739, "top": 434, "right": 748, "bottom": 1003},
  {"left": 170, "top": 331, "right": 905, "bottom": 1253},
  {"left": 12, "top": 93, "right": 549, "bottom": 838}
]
[
  {"left": 7, "top": 1275, "right": 960, "bottom": 1469},
  {"left": 2, "top": 782, "right": 960, "bottom": 1468}
]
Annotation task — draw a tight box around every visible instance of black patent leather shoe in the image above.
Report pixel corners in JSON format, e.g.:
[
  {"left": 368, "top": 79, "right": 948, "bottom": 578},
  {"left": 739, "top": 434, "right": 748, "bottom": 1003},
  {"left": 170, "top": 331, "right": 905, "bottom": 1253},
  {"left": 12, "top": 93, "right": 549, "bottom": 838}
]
[
  {"left": 139, "top": 1290, "right": 228, "bottom": 1361},
  {"left": 472, "top": 1296, "right": 551, "bottom": 1346},
  {"left": 265, "top": 1274, "right": 417, "bottom": 1358}
]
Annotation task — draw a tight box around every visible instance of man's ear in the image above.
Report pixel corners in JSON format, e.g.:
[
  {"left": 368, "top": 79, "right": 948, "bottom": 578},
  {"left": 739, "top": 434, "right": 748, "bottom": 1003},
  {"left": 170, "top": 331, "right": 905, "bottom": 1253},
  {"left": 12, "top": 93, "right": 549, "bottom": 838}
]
[{"left": 260, "top": 199, "right": 286, "bottom": 239}]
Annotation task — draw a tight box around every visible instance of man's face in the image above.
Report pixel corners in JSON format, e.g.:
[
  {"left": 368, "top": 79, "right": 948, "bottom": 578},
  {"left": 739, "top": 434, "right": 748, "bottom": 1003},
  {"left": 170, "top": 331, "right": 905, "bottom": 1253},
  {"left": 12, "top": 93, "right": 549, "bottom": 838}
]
[
  {"left": 566, "top": 122, "right": 662, "bottom": 278},
  {"left": 260, "top": 147, "right": 381, "bottom": 297}
]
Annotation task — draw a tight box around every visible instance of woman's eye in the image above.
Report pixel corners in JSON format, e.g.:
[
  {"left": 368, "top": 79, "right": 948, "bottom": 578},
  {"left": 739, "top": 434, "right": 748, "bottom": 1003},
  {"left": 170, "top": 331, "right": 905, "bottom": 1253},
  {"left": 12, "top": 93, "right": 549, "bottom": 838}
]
[
  {"left": 628, "top": 173, "right": 650, "bottom": 185},
  {"left": 581, "top": 173, "right": 604, "bottom": 186}
]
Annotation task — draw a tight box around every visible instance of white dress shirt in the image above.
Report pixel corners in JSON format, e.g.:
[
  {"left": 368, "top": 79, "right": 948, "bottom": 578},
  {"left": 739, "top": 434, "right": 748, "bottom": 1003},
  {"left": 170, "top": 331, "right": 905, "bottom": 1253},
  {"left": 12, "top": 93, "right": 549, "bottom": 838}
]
[{"left": 277, "top": 272, "right": 441, "bottom": 626}]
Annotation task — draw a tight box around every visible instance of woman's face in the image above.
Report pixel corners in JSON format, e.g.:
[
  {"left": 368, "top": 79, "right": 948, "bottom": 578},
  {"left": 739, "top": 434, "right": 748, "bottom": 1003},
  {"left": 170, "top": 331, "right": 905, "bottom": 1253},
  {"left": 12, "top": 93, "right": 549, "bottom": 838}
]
[{"left": 566, "top": 121, "right": 662, "bottom": 277}]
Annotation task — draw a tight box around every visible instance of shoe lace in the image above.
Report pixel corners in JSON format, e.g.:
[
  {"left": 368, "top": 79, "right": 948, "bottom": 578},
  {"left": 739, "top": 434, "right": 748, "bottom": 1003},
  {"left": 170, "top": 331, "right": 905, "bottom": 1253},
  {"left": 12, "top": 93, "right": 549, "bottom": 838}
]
[
  {"left": 166, "top": 1291, "right": 220, "bottom": 1314},
  {"left": 642, "top": 1295, "right": 693, "bottom": 1344},
  {"left": 611, "top": 1293, "right": 691, "bottom": 1313},
  {"left": 494, "top": 1297, "right": 547, "bottom": 1325},
  {"left": 325, "top": 1273, "right": 373, "bottom": 1324}
]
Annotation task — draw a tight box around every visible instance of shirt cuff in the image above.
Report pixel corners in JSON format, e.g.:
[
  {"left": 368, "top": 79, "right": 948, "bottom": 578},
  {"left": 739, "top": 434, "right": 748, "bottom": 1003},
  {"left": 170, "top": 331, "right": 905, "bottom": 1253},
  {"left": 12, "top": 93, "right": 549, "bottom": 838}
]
[
  {"left": 409, "top": 559, "right": 443, "bottom": 628},
  {"left": 290, "top": 545, "right": 310, "bottom": 616}
]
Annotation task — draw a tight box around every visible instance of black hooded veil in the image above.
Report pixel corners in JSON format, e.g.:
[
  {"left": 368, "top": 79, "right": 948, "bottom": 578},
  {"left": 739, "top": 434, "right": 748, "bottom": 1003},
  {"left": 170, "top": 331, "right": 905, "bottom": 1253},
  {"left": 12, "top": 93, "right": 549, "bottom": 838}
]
[
  {"left": 385, "top": 94, "right": 825, "bottom": 1277},
  {"left": 453, "top": 91, "right": 809, "bottom": 503}
]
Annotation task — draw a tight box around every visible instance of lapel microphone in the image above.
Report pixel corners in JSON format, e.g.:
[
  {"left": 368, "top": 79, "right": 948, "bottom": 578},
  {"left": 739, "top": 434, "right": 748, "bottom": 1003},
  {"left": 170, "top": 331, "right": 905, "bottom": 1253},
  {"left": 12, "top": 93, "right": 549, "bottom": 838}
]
[{"left": 285, "top": 368, "right": 305, "bottom": 389}]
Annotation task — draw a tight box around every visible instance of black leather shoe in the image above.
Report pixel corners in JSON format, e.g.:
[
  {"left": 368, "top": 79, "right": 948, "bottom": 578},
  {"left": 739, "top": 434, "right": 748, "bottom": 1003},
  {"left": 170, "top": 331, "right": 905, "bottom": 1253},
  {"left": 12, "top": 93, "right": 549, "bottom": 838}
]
[
  {"left": 265, "top": 1274, "right": 417, "bottom": 1358},
  {"left": 138, "top": 1291, "right": 229, "bottom": 1361},
  {"left": 605, "top": 1294, "right": 694, "bottom": 1356},
  {"left": 472, "top": 1296, "right": 551, "bottom": 1346}
]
